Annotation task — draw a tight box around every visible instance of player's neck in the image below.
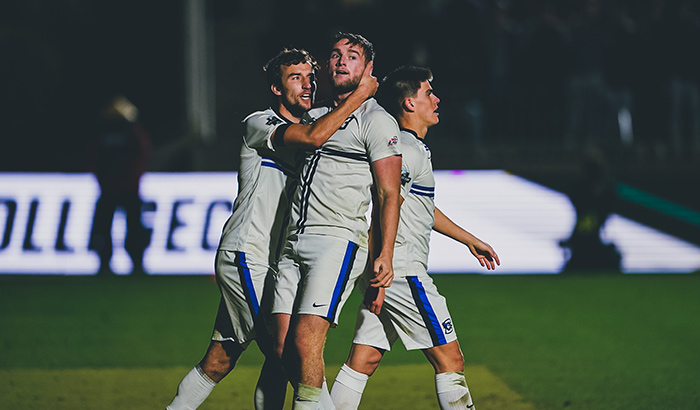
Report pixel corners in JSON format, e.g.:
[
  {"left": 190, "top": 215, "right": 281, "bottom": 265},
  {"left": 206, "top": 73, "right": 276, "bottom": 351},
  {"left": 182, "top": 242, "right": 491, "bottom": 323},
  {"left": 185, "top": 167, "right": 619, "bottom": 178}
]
[
  {"left": 276, "top": 103, "right": 302, "bottom": 124},
  {"left": 400, "top": 117, "right": 428, "bottom": 139},
  {"left": 333, "top": 90, "right": 353, "bottom": 106}
]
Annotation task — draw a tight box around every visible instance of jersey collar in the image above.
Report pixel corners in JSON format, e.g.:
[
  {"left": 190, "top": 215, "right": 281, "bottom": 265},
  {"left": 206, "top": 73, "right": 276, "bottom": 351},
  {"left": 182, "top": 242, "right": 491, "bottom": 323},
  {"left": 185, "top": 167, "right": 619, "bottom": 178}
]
[{"left": 401, "top": 128, "right": 421, "bottom": 140}]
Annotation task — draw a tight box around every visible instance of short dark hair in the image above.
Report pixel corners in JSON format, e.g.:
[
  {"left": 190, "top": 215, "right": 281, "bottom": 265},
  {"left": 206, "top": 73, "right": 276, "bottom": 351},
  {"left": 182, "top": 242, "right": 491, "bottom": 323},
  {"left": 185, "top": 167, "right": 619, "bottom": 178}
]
[
  {"left": 263, "top": 48, "right": 319, "bottom": 87},
  {"left": 376, "top": 65, "right": 433, "bottom": 118},
  {"left": 331, "top": 32, "right": 375, "bottom": 63}
]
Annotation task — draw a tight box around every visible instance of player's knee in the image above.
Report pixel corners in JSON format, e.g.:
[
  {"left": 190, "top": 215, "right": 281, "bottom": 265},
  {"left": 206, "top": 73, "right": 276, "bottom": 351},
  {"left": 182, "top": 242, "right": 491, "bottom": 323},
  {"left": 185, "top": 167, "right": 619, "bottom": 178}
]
[
  {"left": 347, "top": 345, "right": 384, "bottom": 376},
  {"left": 425, "top": 343, "right": 464, "bottom": 373},
  {"left": 199, "top": 356, "right": 233, "bottom": 382},
  {"left": 199, "top": 341, "right": 240, "bottom": 381}
]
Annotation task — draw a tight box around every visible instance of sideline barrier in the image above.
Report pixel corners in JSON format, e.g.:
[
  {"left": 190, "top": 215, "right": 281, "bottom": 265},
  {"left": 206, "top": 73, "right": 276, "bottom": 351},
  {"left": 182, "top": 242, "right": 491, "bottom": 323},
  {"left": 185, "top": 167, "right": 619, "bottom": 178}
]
[{"left": 1, "top": 171, "right": 699, "bottom": 275}]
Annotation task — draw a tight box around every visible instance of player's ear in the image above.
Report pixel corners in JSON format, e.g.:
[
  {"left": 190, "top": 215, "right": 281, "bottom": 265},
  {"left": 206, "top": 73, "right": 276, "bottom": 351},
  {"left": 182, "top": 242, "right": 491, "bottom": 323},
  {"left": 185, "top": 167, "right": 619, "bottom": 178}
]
[
  {"left": 271, "top": 83, "right": 283, "bottom": 96},
  {"left": 402, "top": 97, "right": 415, "bottom": 113}
]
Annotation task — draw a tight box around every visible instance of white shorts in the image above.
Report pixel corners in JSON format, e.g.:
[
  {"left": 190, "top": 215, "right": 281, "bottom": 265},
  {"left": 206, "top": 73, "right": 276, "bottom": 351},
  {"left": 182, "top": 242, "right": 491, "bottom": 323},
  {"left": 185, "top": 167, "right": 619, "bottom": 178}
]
[
  {"left": 272, "top": 234, "right": 368, "bottom": 326},
  {"left": 212, "top": 250, "right": 274, "bottom": 348},
  {"left": 352, "top": 274, "right": 457, "bottom": 351}
]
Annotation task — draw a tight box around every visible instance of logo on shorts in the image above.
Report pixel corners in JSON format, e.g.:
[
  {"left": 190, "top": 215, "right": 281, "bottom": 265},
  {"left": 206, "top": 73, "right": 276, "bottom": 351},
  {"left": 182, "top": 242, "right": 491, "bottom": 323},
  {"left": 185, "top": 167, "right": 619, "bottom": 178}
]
[
  {"left": 442, "top": 318, "right": 454, "bottom": 334},
  {"left": 388, "top": 136, "right": 399, "bottom": 147},
  {"left": 312, "top": 302, "right": 328, "bottom": 308}
]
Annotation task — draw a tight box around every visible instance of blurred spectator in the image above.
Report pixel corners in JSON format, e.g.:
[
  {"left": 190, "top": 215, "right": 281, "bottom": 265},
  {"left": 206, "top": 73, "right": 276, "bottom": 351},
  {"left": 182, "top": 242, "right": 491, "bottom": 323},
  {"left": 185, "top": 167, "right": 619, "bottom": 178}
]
[
  {"left": 560, "top": 149, "right": 621, "bottom": 272},
  {"left": 87, "top": 95, "right": 152, "bottom": 276}
]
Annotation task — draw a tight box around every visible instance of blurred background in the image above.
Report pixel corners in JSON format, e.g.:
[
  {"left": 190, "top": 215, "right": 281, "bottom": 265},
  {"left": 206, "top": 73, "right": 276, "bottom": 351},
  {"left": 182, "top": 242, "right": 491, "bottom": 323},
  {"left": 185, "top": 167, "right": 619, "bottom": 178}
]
[{"left": 2, "top": 0, "right": 700, "bottom": 260}]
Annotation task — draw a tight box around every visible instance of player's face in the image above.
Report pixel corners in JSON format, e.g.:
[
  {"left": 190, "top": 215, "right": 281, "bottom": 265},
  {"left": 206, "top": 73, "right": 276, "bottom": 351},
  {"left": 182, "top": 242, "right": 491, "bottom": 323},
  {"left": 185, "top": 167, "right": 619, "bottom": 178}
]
[
  {"left": 275, "top": 62, "right": 315, "bottom": 118},
  {"left": 411, "top": 81, "right": 440, "bottom": 127},
  {"left": 328, "top": 39, "right": 367, "bottom": 95}
]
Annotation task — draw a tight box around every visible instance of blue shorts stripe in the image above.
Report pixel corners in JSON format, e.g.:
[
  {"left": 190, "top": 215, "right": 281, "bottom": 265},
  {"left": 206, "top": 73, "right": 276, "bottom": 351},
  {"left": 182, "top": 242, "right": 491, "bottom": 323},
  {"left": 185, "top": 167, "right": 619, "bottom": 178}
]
[
  {"left": 235, "top": 252, "right": 260, "bottom": 316},
  {"left": 407, "top": 276, "right": 446, "bottom": 346},
  {"left": 328, "top": 241, "right": 358, "bottom": 320}
]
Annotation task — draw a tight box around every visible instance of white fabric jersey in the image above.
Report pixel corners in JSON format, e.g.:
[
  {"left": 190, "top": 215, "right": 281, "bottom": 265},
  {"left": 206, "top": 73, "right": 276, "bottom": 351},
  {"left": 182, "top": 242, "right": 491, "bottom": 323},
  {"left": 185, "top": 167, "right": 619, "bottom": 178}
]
[
  {"left": 218, "top": 108, "right": 303, "bottom": 266},
  {"left": 290, "top": 98, "right": 401, "bottom": 247},
  {"left": 394, "top": 129, "right": 435, "bottom": 277}
]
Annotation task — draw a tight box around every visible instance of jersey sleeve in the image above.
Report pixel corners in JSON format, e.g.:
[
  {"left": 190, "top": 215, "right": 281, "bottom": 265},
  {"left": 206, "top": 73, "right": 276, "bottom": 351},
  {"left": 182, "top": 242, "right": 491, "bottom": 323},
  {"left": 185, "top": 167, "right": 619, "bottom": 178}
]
[
  {"left": 399, "top": 141, "right": 414, "bottom": 199},
  {"left": 243, "top": 111, "right": 287, "bottom": 150},
  {"left": 362, "top": 109, "right": 401, "bottom": 163}
]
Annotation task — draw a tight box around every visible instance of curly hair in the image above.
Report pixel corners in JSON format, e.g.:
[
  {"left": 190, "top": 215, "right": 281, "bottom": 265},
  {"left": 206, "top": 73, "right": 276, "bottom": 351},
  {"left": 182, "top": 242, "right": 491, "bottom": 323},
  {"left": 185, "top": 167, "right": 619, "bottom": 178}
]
[{"left": 263, "top": 48, "right": 319, "bottom": 87}]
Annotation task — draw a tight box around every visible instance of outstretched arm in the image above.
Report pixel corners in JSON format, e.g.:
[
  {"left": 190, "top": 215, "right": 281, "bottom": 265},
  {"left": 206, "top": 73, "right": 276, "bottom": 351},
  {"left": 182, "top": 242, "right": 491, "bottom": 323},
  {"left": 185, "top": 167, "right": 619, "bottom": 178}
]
[
  {"left": 274, "top": 62, "right": 378, "bottom": 149},
  {"left": 433, "top": 207, "right": 500, "bottom": 270}
]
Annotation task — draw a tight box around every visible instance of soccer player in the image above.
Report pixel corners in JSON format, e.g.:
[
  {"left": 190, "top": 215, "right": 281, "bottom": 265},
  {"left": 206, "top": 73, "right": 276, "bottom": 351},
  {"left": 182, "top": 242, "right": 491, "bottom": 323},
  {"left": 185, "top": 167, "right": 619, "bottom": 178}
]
[
  {"left": 271, "top": 33, "right": 403, "bottom": 410},
  {"left": 165, "top": 48, "right": 378, "bottom": 410},
  {"left": 330, "top": 66, "right": 500, "bottom": 410}
]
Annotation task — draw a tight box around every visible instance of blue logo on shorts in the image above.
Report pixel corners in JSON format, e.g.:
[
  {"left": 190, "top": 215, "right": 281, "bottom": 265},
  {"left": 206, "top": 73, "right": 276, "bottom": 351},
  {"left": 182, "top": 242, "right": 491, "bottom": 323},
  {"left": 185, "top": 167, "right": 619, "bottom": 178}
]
[{"left": 442, "top": 318, "right": 453, "bottom": 334}]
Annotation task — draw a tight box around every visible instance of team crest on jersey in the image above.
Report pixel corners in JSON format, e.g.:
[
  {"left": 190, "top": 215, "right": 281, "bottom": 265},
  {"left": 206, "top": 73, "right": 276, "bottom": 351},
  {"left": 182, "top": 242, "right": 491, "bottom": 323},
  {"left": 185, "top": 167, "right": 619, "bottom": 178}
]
[
  {"left": 442, "top": 318, "right": 454, "bottom": 334},
  {"left": 266, "top": 115, "right": 283, "bottom": 125},
  {"left": 388, "top": 136, "right": 399, "bottom": 147},
  {"left": 400, "top": 169, "right": 411, "bottom": 186},
  {"left": 338, "top": 115, "right": 355, "bottom": 130}
]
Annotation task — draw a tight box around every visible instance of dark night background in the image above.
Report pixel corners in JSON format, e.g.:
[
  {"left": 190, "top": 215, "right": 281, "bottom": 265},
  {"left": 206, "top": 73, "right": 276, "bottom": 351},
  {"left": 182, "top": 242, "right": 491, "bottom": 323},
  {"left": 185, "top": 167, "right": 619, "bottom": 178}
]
[{"left": 2, "top": 0, "right": 700, "bottom": 243}]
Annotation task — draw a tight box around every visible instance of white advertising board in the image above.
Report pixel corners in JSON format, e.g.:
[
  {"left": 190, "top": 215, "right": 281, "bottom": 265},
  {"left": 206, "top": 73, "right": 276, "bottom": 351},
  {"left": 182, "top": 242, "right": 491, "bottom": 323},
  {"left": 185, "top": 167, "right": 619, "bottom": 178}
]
[{"left": 1, "top": 171, "right": 699, "bottom": 275}]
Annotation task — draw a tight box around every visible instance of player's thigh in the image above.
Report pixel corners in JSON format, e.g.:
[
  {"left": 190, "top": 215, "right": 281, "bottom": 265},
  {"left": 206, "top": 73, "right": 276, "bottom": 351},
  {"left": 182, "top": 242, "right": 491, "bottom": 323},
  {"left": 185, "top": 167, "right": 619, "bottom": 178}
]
[
  {"left": 213, "top": 250, "right": 269, "bottom": 347},
  {"left": 271, "top": 238, "right": 301, "bottom": 316},
  {"left": 351, "top": 274, "right": 400, "bottom": 351},
  {"left": 295, "top": 234, "right": 368, "bottom": 326},
  {"left": 381, "top": 275, "right": 458, "bottom": 351}
]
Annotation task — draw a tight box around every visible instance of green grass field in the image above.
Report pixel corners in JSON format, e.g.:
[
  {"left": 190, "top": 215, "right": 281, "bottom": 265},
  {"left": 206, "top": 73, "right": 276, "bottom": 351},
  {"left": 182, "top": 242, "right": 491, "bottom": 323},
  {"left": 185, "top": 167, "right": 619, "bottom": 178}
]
[{"left": 1, "top": 273, "right": 699, "bottom": 409}]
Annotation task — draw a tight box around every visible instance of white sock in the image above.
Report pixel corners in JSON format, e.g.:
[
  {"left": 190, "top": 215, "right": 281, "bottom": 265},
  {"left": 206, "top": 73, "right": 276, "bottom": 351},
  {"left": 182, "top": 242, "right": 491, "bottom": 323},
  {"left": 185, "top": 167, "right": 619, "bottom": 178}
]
[
  {"left": 435, "top": 371, "right": 475, "bottom": 410},
  {"left": 319, "top": 378, "right": 336, "bottom": 410},
  {"left": 292, "top": 383, "right": 321, "bottom": 410},
  {"left": 254, "top": 357, "right": 288, "bottom": 410},
  {"left": 330, "top": 364, "right": 369, "bottom": 410},
  {"left": 166, "top": 366, "right": 217, "bottom": 410}
]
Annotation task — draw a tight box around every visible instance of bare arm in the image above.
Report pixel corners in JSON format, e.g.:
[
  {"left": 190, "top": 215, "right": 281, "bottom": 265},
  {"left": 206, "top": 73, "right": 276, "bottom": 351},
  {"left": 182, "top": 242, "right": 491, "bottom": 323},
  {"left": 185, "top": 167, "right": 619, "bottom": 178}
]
[
  {"left": 433, "top": 207, "right": 500, "bottom": 270},
  {"left": 363, "top": 192, "right": 405, "bottom": 313},
  {"left": 274, "top": 62, "right": 378, "bottom": 149},
  {"left": 368, "top": 154, "right": 402, "bottom": 288}
]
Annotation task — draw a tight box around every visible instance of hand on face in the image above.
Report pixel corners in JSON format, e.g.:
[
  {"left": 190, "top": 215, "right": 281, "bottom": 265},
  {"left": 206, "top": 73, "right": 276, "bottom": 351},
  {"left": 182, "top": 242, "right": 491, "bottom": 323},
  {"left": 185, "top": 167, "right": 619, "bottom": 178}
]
[{"left": 355, "top": 61, "right": 379, "bottom": 99}]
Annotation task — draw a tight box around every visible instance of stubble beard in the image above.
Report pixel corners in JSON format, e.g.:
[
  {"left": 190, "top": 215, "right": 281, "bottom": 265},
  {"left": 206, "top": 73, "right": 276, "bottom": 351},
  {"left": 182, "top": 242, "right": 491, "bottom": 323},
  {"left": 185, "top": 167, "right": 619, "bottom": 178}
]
[
  {"left": 332, "top": 76, "right": 361, "bottom": 96},
  {"left": 282, "top": 94, "right": 309, "bottom": 119}
]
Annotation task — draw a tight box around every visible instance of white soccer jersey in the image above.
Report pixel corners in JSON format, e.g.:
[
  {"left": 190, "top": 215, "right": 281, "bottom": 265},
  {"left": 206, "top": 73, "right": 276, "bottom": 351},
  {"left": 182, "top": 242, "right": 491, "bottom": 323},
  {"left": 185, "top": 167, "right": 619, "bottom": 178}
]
[
  {"left": 289, "top": 98, "right": 401, "bottom": 247},
  {"left": 218, "top": 108, "right": 304, "bottom": 265},
  {"left": 394, "top": 129, "right": 435, "bottom": 277}
]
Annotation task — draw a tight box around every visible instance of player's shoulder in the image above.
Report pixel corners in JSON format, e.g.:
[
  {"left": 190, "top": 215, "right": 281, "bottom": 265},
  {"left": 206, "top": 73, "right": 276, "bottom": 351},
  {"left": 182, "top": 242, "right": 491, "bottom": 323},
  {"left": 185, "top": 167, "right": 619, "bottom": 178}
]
[
  {"left": 243, "top": 107, "right": 289, "bottom": 127},
  {"left": 359, "top": 98, "right": 390, "bottom": 116},
  {"left": 358, "top": 98, "right": 399, "bottom": 126},
  {"left": 400, "top": 129, "right": 430, "bottom": 157}
]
